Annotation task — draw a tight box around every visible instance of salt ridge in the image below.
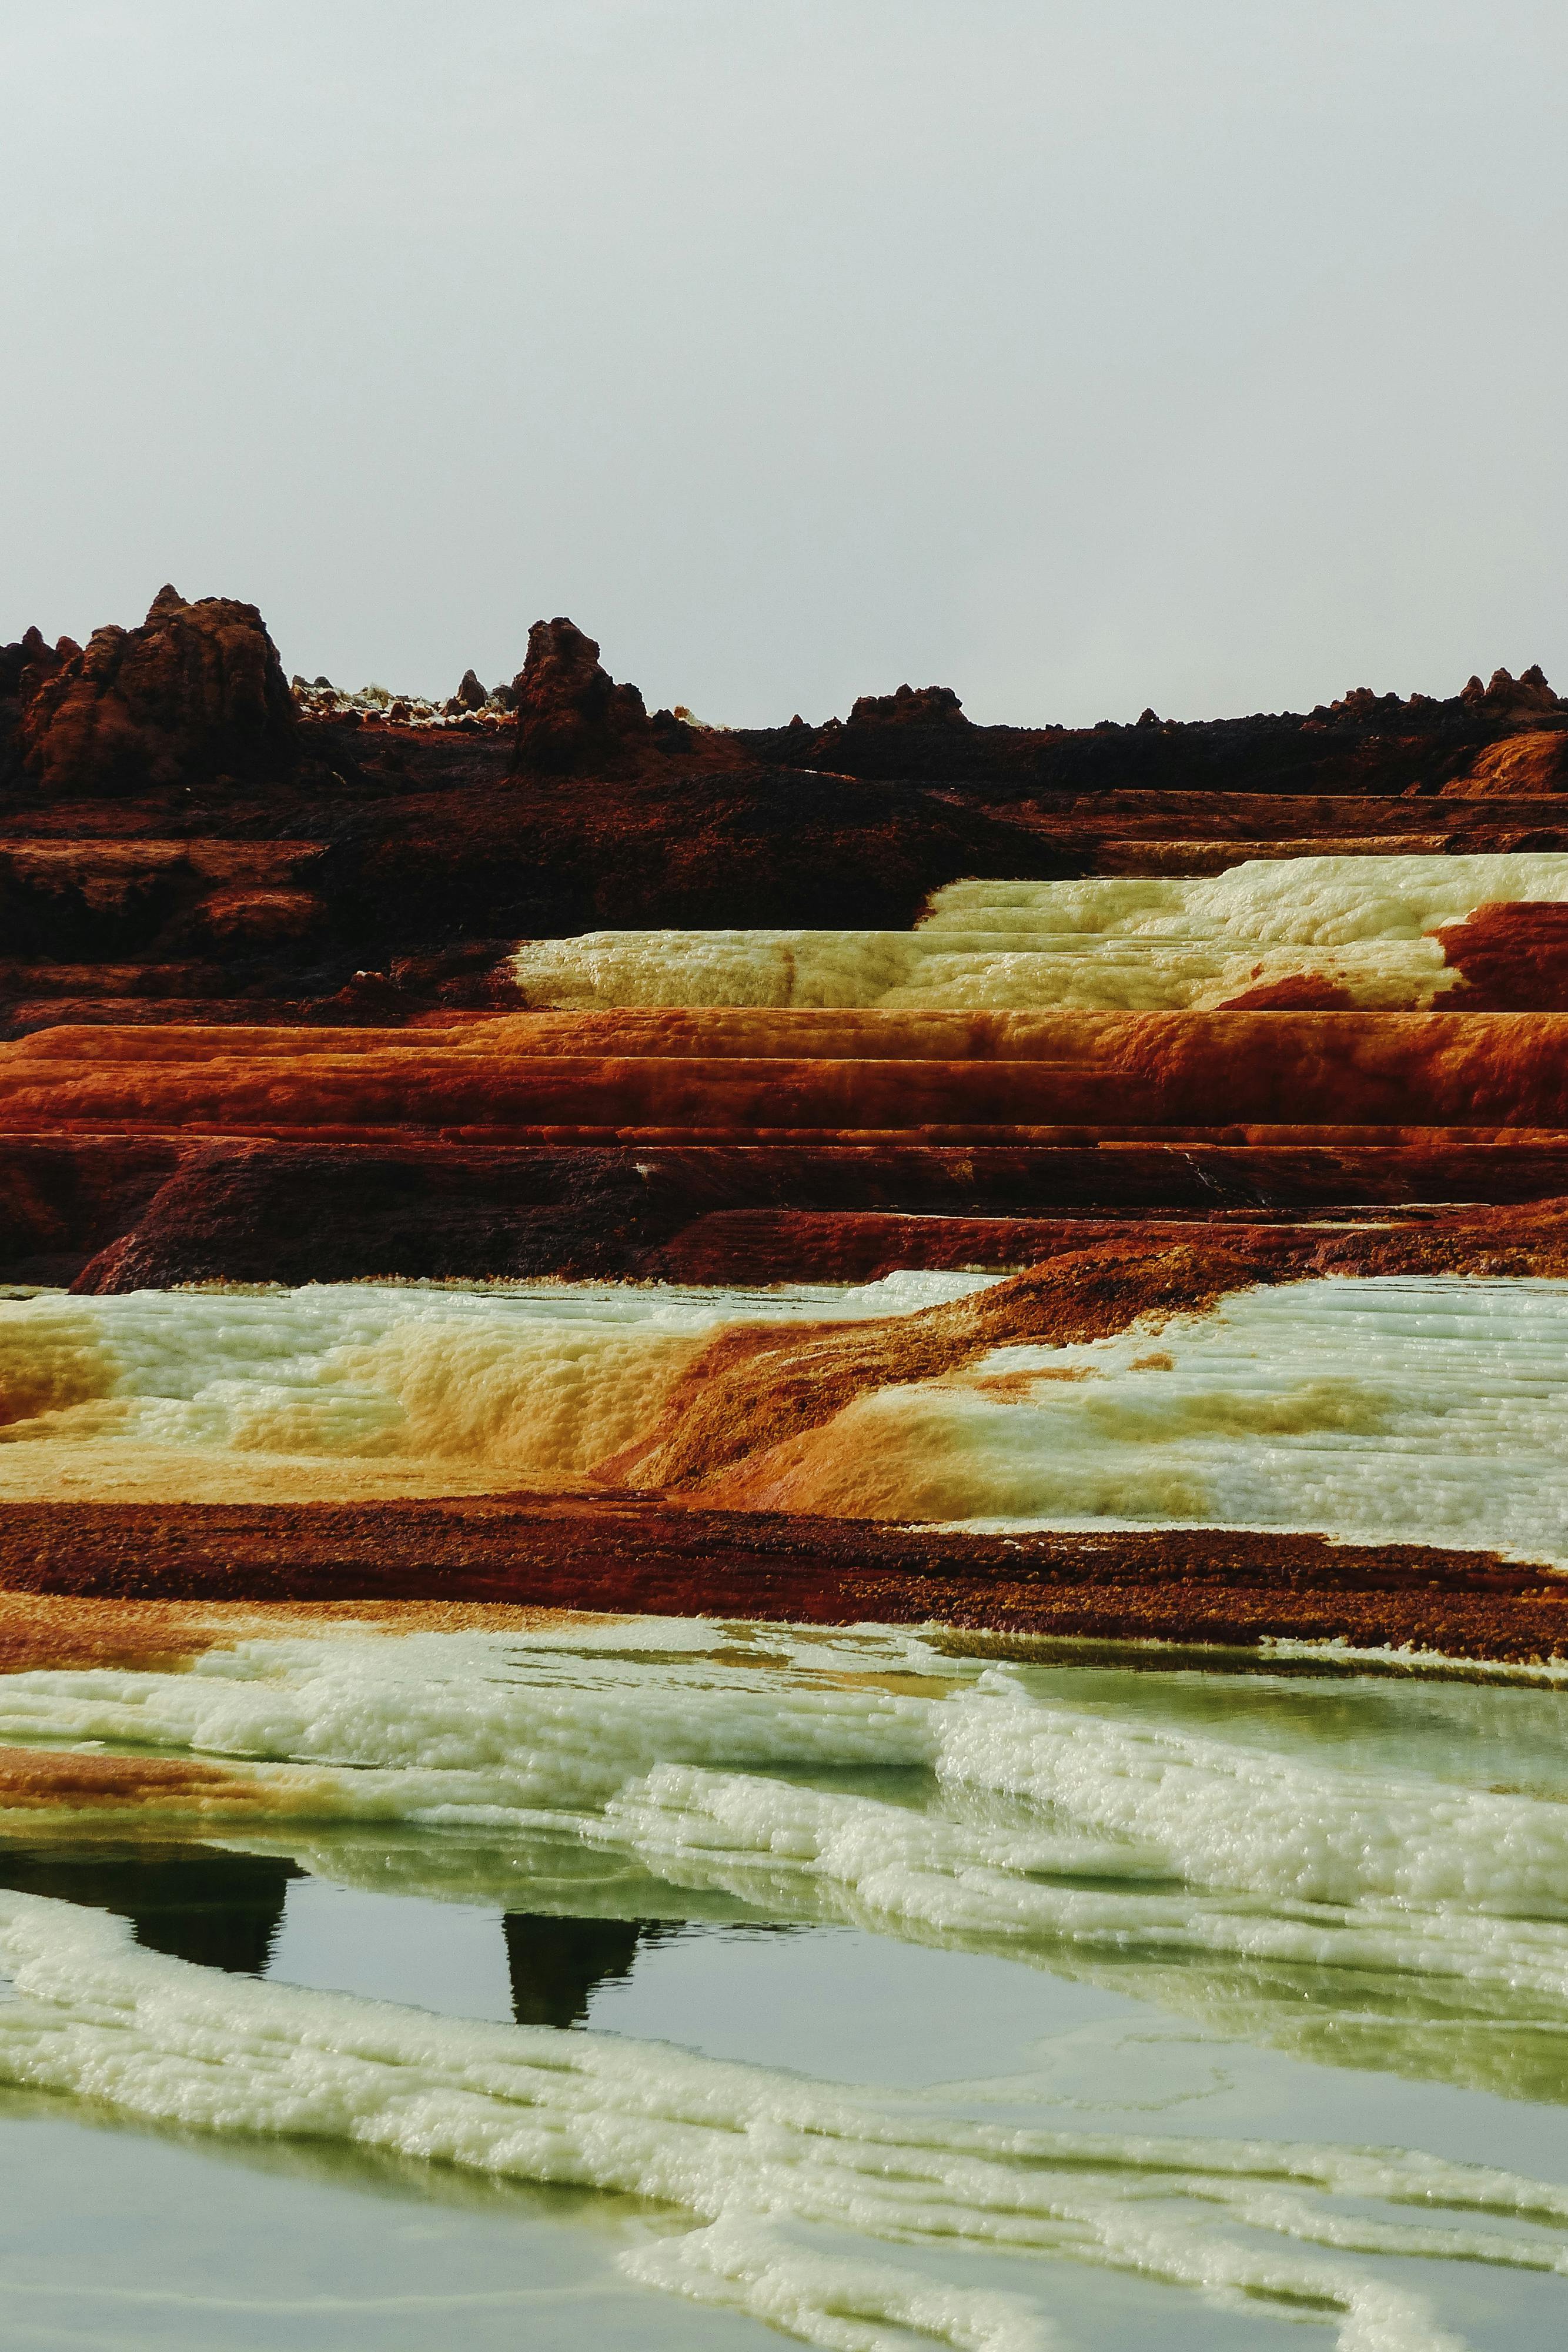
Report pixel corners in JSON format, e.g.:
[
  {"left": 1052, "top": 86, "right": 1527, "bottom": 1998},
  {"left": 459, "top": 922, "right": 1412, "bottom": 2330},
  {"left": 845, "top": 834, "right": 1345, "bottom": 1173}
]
[
  {"left": 0, "top": 1271, "right": 993, "bottom": 1486},
  {"left": 9, "top": 1628, "right": 1568, "bottom": 1974},
  {"left": 4, "top": 1273, "right": 1560, "bottom": 1561},
  {"left": 9, "top": 1627, "right": 1568, "bottom": 2338}
]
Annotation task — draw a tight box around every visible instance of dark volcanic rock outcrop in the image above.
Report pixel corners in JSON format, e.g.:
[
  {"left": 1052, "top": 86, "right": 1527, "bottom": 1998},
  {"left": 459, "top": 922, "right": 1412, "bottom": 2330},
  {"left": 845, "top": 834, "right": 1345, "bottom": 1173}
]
[
  {"left": 66, "top": 1144, "right": 752, "bottom": 1292},
  {"left": 0, "top": 626, "right": 76, "bottom": 707},
  {"left": 510, "top": 616, "right": 720, "bottom": 777},
  {"left": 737, "top": 666, "right": 1568, "bottom": 799},
  {"left": 322, "top": 763, "right": 1078, "bottom": 947},
  {"left": 15, "top": 586, "right": 297, "bottom": 797}
]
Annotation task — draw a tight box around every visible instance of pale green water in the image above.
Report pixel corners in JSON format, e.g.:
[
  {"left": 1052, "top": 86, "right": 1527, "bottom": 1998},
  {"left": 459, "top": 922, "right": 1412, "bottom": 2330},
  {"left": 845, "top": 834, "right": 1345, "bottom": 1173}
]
[{"left": 3, "top": 1627, "right": 1568, "bottom": 2351}]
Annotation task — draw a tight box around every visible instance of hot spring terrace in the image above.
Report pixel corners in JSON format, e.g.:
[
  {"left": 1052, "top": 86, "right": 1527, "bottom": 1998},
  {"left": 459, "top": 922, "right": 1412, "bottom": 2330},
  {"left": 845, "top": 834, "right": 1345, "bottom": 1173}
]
[{"left": 5, "top": 853, "right": 1568, "bottom": 1657}]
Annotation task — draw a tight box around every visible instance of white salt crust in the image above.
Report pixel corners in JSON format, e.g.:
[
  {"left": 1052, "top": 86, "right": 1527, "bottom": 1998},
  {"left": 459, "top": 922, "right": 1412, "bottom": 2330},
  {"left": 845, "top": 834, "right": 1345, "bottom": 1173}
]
[
  {"left": 9, "top": 1627, "right": 1568, "bottom": 2343},
  {"left": 10, "top": 1628, "right": 1568, "bottom": 1982},
  {"left": 509, "top": 854, "right": 1568, "bottom": 1013},
  {"left": 730, "top": 1275, "right": 1568, "bottom": 1563},
  {"left": 0, "top": 1271, "right": 993, "bottom": 1482}
]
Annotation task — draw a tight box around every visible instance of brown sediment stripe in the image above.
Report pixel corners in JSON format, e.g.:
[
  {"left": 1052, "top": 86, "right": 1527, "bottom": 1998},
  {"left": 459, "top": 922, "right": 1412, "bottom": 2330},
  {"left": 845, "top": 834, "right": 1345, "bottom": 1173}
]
[
  {"left": 1, "top": 1499, "right": 1564, "bottom": 1665},
  {"left": 0, "top": 1591, "right": 630, "bottom": 1676},
  {"left": 0, "top": 1748, "right": 277, "bottom": 1814}
]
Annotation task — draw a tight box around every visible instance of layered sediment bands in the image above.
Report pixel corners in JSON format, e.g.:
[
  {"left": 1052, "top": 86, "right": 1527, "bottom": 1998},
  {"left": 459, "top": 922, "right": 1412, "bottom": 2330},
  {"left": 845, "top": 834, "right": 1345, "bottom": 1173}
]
[
  {"left": 9, "top": 1010, "right": 1568, "bottom": 1138},
  {"left": 512, "top": 855, "right": 1568, "bottom": 1013},
  {"left": 4, "top": 1502, "right": 1565, "bottom": 1660}
]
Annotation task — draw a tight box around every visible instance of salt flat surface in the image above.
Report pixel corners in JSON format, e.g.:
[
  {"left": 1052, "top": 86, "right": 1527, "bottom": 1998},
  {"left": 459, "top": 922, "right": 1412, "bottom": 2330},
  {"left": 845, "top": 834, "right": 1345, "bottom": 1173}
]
[
  {"left": 5, "top": 1622, "right": 1568, "bottom": 2347},
  {"left": 511, "top": 856, "right": 1568, "bottom": 1011}
]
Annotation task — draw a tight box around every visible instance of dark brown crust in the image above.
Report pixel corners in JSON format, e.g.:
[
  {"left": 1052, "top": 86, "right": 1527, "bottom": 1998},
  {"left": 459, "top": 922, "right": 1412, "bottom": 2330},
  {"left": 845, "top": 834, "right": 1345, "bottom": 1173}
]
[{"left": 2, "top": 1498, "right": 1564, "bottom": 1664}]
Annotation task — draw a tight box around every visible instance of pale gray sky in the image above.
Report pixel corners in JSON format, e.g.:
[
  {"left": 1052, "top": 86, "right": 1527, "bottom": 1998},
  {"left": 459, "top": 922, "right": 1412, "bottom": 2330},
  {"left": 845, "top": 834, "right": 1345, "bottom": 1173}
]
[{"left": 3, "top": 2, "right": 1564, "bottom": 725}]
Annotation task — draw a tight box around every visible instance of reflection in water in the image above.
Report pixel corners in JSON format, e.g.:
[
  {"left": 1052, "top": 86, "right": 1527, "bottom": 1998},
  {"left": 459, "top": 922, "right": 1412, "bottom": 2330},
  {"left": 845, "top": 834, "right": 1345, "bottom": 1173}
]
[
  {"left": 504, "top": 1912, "right": 673, "bottom": 2027},
  {"left": 0, "top": 1845, "right": 787, "bottom": 2037},
  {"left": 503, "top": 1914, "right": 797, "bottom": 2029},
  {"left": 0, "top": 1841, "right": 298, "bottom": 1975}
]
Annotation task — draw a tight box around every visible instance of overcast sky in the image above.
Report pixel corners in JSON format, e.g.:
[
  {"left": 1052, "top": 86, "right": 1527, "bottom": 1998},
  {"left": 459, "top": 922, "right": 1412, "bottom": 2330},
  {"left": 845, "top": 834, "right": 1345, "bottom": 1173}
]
[{"left": 3, "top": 2, "right": 1564, "bottom": 725}]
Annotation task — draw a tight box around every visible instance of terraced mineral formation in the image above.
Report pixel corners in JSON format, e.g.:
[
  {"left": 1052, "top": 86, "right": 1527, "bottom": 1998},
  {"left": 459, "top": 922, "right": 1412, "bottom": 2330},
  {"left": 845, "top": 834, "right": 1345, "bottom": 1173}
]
[{"left": 4, "top": 598, "right": 1568, "bottom": 1655}]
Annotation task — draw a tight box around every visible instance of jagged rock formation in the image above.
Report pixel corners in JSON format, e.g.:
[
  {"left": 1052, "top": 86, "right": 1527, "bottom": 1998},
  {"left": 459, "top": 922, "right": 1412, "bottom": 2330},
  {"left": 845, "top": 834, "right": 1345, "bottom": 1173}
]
[
  {"left": 740, "top": 664, "right": 1568, "bottom": 796},
  {"left": 0, "top": 626, "right": 78, "bottom": 707},
  {"left": 12, "top": 586, "right": 297, "bottom": 798},
  {"left": 510, "top": 615, "right": 720, "bottom": 776}
]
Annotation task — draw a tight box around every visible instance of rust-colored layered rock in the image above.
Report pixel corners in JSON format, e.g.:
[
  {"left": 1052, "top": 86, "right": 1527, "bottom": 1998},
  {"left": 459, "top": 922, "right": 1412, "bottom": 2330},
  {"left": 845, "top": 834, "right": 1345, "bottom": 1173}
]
[
  {"left": 8, "top": 1010, "right": 1568, "bottom": 1136},
  {"left": 7, "top": 604, "right": 1568, "bottom": 1658},
  {"left": 6, "top": 1005, "right": 1568, "bottom": 1288},
  {"left": 63, "top": 1142, "right": 754, "bottom": 1292},
  {"left": 1437, "top": 902, "right": 1568, "bottom": 1010},
  {"left": 15, "top": 586, "right": 298, "bottom": 797},
  {"left": 1440, "top": 730, "right": 1568, "bottom": 796},
  {"left": 641, "top": 1210, "right": 1261, "bottom": 1285},
  {"left": 11, "top": 1131, "right": 1568, "bottom": 1290},
  {"left": 0, "top": 1134, "right": 183, "bottom": 1283}
]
